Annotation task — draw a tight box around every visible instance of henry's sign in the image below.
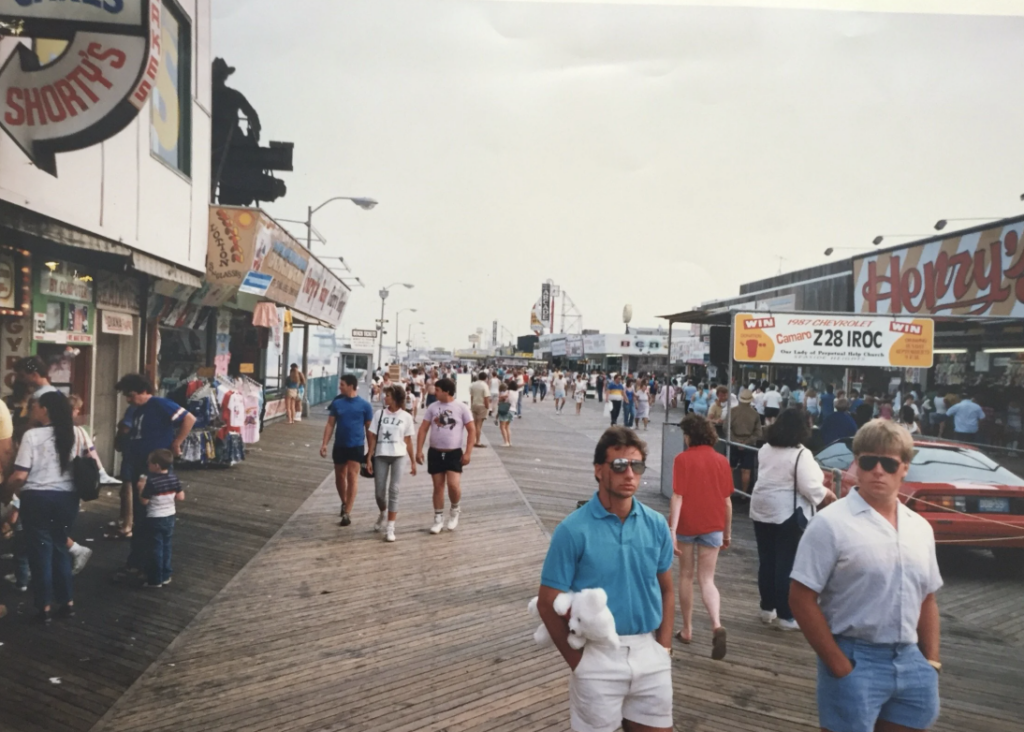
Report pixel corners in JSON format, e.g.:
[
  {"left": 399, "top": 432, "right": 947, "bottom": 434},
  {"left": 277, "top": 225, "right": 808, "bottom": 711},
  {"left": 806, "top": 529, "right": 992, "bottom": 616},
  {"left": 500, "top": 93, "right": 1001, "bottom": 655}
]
[
  {"left": 0, "top": 0, "right": 160, "bottom": 175},
  {"left": 733, "top": 312, "right": 934, "bottom": 368},
  {"left": 854, "top": 219, "right": 1024, "bottom": 318}
]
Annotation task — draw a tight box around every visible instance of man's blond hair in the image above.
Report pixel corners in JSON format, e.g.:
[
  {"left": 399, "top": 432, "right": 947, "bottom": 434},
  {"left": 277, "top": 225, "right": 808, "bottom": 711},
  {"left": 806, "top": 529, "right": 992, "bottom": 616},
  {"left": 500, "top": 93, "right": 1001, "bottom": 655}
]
[{"left": 852, "top": 419, "right": 915, "bottom": 463}]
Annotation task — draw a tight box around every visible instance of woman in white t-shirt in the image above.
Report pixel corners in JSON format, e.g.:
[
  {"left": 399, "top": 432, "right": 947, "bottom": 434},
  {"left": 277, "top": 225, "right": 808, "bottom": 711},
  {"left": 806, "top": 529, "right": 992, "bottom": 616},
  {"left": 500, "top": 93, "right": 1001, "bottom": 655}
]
[
  {"left": 6, "top": 391, "right": 81, "bottom": 623},
  {"left": 366, "top": 384, "right": 417, "bottom": 543},
  {"left": 575, "top": 376, "right": 588, "bottom": 415}
]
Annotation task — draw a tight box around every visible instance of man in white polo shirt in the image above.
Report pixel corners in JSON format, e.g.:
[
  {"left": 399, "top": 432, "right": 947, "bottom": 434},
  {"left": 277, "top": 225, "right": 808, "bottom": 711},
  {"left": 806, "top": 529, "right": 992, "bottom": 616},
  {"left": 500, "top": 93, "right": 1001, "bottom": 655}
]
[{"left": 790, "top": 419, "right": 942, "bottom": 732}]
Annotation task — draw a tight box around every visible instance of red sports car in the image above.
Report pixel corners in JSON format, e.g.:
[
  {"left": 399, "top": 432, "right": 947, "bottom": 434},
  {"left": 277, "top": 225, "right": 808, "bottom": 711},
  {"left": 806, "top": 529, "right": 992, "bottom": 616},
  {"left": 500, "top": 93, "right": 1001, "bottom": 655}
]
[{"left": 815, "top": 438, "right": 1024, "bottom": 560}]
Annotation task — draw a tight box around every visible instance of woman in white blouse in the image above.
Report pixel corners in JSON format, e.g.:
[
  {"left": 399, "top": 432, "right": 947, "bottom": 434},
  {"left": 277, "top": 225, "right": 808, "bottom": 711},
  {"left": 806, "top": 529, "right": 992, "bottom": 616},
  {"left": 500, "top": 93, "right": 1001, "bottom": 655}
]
[{"left": 749, "top": 408, "right": 836, "bottom": 630}]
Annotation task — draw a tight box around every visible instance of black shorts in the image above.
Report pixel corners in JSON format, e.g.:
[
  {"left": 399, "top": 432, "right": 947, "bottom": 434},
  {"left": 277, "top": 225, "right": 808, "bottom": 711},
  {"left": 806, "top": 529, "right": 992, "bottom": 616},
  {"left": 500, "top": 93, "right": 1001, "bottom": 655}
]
[
  {"left": 428, "top": 447, "right": 463, "bottom": 475},
  {"left": 730, "top": 447, "right": 758, "bottom": 470},
  {"left": 333, "top": 444, "right": 365, "bottom": 466},
  {"left": 764, "top": 407, "right": 780, "bottom": 419}
]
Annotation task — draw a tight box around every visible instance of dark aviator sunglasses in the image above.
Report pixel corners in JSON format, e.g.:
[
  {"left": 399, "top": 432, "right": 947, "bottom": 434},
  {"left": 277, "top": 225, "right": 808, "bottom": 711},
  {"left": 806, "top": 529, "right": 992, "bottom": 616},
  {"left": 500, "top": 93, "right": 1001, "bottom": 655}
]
[
  {"left": 857, "top": 455, "right": 902, "bottom": 474},
  {"left": 606, "top": 458, "right": 647, "bottom": 475}
]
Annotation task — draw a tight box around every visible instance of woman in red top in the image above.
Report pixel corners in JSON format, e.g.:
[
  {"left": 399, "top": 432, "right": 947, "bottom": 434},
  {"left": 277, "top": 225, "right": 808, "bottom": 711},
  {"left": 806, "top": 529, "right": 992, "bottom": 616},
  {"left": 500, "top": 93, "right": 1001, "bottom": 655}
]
[{"left": 670, "top": 414, "right": 734, "bottom": 660}]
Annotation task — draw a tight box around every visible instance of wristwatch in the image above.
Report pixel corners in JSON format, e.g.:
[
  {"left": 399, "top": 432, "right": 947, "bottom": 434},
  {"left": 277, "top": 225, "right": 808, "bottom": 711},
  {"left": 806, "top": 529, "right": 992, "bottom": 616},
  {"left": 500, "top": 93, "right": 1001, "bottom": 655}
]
[{"left": 926, "top": 659, "right": 942, "bottom": 673}]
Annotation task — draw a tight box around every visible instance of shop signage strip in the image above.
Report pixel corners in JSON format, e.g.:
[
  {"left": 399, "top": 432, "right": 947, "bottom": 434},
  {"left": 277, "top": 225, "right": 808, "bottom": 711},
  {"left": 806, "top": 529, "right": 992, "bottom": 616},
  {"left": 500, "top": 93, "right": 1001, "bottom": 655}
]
[
  {"left": 733, "top": 312, "right": 934, "bottom": 368},
  {"left": 0, "top": 0, "right": 161, "bottom": 176},
  {"left": 238, "top": 271, "right": 273, "bottom": 296},
  {"left": 101, "top": 310, "right": 133, "bottom": 336},
  {"left": 853, "top": 220, "right": 1024, "bottom": 318}
]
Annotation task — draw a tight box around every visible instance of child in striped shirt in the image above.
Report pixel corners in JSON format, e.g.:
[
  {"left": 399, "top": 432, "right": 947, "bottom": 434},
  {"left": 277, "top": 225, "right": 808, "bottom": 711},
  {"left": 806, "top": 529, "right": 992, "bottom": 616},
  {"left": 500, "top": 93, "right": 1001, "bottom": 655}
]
[{"left": 137, "top": 449, "right": 185, "bottom": 588}]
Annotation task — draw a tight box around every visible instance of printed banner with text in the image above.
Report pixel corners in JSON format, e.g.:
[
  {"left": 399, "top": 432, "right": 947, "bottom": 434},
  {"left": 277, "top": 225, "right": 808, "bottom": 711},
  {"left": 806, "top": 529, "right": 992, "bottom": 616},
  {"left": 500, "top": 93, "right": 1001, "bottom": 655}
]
[{"left": 732, "top": 312, "right": 934, "bottom": 368}]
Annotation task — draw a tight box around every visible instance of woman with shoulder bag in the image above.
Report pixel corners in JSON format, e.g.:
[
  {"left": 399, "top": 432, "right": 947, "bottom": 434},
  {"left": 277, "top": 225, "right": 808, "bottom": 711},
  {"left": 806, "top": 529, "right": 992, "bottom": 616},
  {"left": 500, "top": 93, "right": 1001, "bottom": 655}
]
[
  {"left": 365, "top": 385, "right": 416, "bottom": 543},
  {"left": 5, "top": 391, "right": 82, "bottom": 623},
  {"left": 749, "top": 408, "right": 836, "bottom": 631}
]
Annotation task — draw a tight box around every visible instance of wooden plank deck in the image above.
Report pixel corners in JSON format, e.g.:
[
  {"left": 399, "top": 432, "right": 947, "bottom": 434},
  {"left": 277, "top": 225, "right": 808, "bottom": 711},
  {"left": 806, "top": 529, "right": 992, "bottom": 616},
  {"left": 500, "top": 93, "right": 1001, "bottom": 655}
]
[
  {"left": 4, "top": 395, "right": 1022, "bottom": 731},
  {"left": 89, "top": 419, "right": 563, "bottom": 732},
  {"left": 0, "top": 412, "right": 335, "bottom": 732}
]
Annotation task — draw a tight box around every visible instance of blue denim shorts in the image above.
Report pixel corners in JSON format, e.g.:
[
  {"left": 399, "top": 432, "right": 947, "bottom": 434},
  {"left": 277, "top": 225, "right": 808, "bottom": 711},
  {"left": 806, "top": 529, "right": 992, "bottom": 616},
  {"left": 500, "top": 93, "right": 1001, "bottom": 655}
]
[
  {"left": 817, "top": 636, "right": 940, "bottom": 732},
  {"left": 676, "top": 531, "right": 724, "bottom": 548}
]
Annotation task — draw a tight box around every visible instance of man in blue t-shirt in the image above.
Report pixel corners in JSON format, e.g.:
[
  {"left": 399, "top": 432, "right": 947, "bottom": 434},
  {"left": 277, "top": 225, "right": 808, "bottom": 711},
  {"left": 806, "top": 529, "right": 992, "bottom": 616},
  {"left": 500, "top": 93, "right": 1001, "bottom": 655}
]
[
  {"left": 537, "top": 427, "right": 675, "bottom": 732},
  {"left": 321, "top": 373, "right": 374, "bottom": 527},
  {"left": 113, "top": 373, "right": 195, "bottom": 582}
]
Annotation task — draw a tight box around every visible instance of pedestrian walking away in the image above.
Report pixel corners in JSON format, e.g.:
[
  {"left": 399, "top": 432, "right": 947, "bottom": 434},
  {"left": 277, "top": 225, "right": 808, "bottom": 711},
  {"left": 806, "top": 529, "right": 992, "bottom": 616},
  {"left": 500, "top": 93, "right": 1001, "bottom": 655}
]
[
  {"left": 365, "top": 384, "right": 417, "bottom": 542},
  {"left": 497, "top": 381, "right": 516, "bottom": 446},
  {"left": 469, "top": 372, "right": 490, "bottom": 448},
  {"left": 416, "top": 378, "right": 476, "bottom": 534},
  {"left": 790, "top": 419, "right": 943, "bottom": 732},
  {"left": 670, "top": 414, "right": 733, "bottom": 660},
  {"left": 536, "top": 426, "right": 674, "bottom": 732},
  {"left": 729, "top": 388, "right": 763, "bottom": 495},
  {"left": 623, "top": 378, "right": 636, "bottom": 428},
  {"left": 606, "top": 374, "right": 625, "bottom": 426},
  {"left": 749, "top": 408, "right": 835, "bottom": 630},
  {"left": 321, "top": 374, "right": 374, "bottom": 527}
]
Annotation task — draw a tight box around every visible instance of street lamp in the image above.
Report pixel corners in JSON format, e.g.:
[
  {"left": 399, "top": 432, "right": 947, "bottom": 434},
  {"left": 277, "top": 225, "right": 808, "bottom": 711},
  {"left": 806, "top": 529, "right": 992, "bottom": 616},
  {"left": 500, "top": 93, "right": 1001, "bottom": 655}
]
[
  {"left": 407, "top": 321, "right": 424, "bottom": 361},
  {"left": 934, "top": 217, "right": 1008, "bottom": 231},
  {"left": 339, "top": 276, "right": 364, "bottom": 288},
  {"left": 395, "top": 308, "right": 417, "bottom": 362},
  {"left": 871, "top": 234, "right": 928, "bottom": 246},
  {"left": 304, "top": 196, "right": 378, "bottom": 249},
  {"left": 824, "top": 247, "right": 874, "bottom": 257},
  {"left": 378, "top": 282, "right": 414, "bottom": 366}
]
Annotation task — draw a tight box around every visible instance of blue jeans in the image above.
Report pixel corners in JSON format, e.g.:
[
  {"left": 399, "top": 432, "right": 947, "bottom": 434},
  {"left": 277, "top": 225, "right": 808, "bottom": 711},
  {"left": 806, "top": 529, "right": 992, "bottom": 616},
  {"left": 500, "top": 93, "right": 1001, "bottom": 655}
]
[
  {"left": 13, "top": 530, "right": 30, "bottom": 587},
  {"left": 818, "top": 636, "right": 940, "bottom": 732},
  {"left": 147, "top": 515, "right": 175, "bottom": 585},
  {"left": 752, "top": 518, "right": 802, "bottom": 621},
  {"left": 623, "top": 402, "right": 635, "bottom": 427},
  {"left": 20, "top": 490, "right": 79, "bottom": 611}
]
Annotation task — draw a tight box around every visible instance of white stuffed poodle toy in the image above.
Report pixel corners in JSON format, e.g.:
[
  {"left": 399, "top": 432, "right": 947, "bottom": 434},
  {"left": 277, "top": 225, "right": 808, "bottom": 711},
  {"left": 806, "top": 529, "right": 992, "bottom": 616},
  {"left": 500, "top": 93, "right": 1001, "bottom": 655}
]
[{"left": 527, "top": 588, "right": 620, "bottom": 650}]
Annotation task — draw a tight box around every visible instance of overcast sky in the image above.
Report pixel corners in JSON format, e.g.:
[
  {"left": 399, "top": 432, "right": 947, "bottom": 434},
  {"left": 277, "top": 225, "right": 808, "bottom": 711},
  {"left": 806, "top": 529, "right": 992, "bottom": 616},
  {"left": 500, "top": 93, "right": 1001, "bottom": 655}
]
[{"left": 212, "top": 0, "right": 1024, "bottom": 351}]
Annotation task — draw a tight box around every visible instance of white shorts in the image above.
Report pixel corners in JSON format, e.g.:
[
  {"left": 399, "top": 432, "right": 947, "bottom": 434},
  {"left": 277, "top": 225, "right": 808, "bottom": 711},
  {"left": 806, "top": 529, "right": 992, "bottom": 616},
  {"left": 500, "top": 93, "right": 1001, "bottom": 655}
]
[{"left": 569, "top": 633, "right": 673, "bottom": 732}]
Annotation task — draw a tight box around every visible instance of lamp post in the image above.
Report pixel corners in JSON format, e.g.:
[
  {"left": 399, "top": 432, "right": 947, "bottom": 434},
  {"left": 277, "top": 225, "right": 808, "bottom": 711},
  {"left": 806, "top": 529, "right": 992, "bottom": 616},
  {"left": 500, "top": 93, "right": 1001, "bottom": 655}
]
[
  {"left": 304, "top": 196, "right": 378, "bottom": 250},
  {"left": 378, "top": 282, "right": 414, "bottom": 366},
  {"left": 934, "top": 217, "right": 1009, "bottom": 231},
  {"left": 407, "top": 321, "right": 424, "bottom": 361},
  {"left": 395, "top": 308, "right": 417, "bottom": 364}
]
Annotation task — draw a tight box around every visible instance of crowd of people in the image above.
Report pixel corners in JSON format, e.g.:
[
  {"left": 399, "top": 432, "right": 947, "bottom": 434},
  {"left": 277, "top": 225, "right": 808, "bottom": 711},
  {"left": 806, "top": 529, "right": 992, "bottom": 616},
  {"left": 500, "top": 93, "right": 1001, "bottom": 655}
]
[{"left": 0, "top": 359, "right": 196, "bottom": 624}]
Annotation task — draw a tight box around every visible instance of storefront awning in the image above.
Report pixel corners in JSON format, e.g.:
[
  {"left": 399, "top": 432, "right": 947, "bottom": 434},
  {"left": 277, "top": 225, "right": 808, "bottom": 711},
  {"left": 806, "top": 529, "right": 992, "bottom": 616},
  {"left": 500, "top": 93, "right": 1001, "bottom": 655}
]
[{"left": 132, "top": 251, "right": 203, "bottom": 288}]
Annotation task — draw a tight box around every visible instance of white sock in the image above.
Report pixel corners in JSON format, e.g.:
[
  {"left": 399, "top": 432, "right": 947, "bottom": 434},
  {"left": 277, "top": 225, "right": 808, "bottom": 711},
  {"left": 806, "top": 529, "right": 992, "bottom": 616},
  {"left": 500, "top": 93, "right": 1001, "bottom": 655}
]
[
  {"left": 69, "top": 542, "right": 82, "bottom": 555},
  {"left": 451, "top": 503, "right": 460, "bottom": 512},
  {"left": 386, "top": 520, "right": 395, "bottom": 530}
]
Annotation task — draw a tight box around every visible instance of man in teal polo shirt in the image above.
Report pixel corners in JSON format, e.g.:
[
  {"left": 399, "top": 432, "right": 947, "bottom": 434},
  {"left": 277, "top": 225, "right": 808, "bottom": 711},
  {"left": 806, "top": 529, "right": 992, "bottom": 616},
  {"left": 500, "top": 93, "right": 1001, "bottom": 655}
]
[{"left": 537, "top": 426, "right": 675, "bottom": 732}]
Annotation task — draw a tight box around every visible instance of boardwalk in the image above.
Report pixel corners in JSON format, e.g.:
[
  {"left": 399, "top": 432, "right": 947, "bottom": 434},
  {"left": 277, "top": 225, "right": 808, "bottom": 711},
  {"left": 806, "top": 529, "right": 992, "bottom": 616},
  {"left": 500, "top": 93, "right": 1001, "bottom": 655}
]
[{"left": 1, "top": 396, "right": 1022, "bottom": 731}]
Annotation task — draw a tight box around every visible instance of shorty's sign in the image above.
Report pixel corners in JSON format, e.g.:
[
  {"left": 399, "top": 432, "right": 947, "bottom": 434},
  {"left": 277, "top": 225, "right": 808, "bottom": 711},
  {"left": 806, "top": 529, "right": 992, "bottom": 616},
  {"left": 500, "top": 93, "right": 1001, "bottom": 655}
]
[
  {"left": 0, "top": 0, "right": 160, "bottom": 176},
  {"left": 733, "top": 312, "right": 934, "bottom": 368},
  {"left": 854, "top": 220, "right": 1024, "bottom": 317}
]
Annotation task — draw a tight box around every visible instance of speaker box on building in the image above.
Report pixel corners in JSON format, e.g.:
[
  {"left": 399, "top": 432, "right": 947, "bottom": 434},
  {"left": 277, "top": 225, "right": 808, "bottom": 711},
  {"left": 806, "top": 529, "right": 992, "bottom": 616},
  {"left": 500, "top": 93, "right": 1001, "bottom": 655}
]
[{"left": 709, "top": 326, "right": 730, "bottom": 364}]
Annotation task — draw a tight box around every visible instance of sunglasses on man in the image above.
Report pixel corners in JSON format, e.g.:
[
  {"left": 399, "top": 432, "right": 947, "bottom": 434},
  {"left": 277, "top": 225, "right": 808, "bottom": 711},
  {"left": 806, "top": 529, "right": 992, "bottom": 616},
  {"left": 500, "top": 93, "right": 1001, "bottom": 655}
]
[
  {"left": 604, "top": 458, "right": 647, "bottom": 475},
  {"left": 857, "top": 455, "right": 903, "bottom": 474}
]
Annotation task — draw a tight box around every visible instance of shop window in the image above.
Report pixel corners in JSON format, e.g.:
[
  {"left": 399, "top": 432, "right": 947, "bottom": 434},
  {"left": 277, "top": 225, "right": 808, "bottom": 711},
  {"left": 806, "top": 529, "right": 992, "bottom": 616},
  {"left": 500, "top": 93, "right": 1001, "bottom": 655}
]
[{"left": 151, "top": 0, "right": 193, "bottom": 176}]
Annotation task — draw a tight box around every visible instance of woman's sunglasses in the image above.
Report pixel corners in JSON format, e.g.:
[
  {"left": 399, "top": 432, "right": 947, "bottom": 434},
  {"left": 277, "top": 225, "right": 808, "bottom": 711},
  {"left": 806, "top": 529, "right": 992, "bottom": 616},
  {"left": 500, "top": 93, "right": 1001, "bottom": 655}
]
[
  {"left": 606, "top": 459, "right": 647, "bottom": 475},
  {"left": 857, "top": 455, "right": 902, "bottom": 474}
]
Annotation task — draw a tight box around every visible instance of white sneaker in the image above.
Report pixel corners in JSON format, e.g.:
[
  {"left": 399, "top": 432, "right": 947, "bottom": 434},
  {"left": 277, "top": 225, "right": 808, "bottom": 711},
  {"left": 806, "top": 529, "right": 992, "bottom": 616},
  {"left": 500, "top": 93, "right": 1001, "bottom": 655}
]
[
  {"left": 384, "top": 526, "right": 396, "bottom": 542},
  {"left": 759, "top": 609, "right": 777, "bottom": 624},
  {"left": 70, "top": 545, "right": 93, "bottom": 575},
  {"left": 429, "top": 514, "right": 445, "bottom": 534},
  {"left": 776, "top": 618, "right": 800, "bottom": 631},
  {"left": 373, "top": 511, "right": 386, "bottom": 533},
  {"left": 446, "top": 507, "right": 461, "bottom": 532}
]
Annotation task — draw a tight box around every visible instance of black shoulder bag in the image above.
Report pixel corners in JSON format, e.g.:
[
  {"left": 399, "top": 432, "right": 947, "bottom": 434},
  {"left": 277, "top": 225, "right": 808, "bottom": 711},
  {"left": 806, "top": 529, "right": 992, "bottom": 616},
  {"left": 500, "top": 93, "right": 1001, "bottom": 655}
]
[
  {"left": 72, "top": 428, "right": 101, "bottom": 502},
  {"left": 786, "top": 447, "right": 811, "bottom": 533},
  {"left": 360, "top": 410, "right": 385, "bottom": 479}
]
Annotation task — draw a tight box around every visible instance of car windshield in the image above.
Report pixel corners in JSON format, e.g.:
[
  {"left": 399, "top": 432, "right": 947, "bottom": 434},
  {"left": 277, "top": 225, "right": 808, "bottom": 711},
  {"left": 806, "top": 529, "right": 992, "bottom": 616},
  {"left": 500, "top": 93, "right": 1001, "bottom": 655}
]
[{"left": 907, "top": 446, "right": 1024, "bottom": 486}]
